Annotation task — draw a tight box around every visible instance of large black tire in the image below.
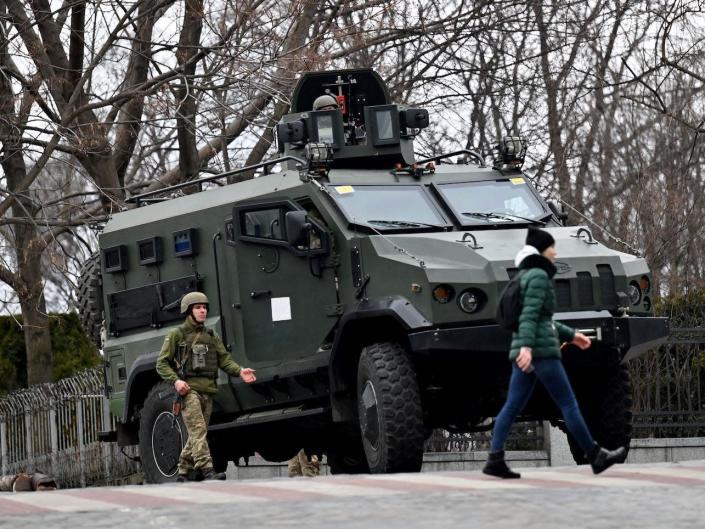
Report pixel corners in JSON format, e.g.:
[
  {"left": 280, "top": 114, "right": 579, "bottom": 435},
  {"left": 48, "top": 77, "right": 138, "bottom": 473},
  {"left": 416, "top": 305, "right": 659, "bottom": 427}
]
[
  {"left": 566, "top": 362, "right": 633, "bottom": 464},
  {"left": 138, "top": 382, "right": 187, "bottom": 484},
  {"left": 357, "top": 342, "right": 425, "bottom": 473},
  {"left": 76, "top": 253, "right": 104, "bottom": 348}
]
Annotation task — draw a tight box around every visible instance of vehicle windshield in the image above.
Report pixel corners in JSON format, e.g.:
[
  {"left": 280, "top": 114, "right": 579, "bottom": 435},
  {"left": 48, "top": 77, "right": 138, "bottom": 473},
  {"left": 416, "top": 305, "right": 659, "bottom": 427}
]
[
  {"left": 328, "top": 185, "right": 447, "bottom": 229},
  {"left": 437, "top": 179, "right": 547, "bottom": 224}
]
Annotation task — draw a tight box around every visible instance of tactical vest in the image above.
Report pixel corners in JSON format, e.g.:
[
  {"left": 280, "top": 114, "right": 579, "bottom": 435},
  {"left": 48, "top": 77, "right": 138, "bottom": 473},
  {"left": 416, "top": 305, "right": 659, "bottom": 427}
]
[{"left": 176, "top": 326, "right": 218, "bottom": 379}]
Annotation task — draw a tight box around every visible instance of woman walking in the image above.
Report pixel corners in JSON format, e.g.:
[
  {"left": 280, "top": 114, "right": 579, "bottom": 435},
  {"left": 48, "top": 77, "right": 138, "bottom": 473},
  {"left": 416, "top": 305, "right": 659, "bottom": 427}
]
[{"left": 484, "top": 227, "right": 627, "bottom": 479}]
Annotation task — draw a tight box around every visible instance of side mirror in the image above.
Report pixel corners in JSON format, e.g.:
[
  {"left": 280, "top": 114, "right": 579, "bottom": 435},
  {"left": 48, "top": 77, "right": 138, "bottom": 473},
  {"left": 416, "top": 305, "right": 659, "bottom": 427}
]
[
  {"left": 276, "top": 121, "right": 305, "bottom": 151},
  {"left": 547, "top": 201, "right": 569, "bottom": 225},
  {"left": 285, "top": 210, "right": 311, "bottom": 247}
]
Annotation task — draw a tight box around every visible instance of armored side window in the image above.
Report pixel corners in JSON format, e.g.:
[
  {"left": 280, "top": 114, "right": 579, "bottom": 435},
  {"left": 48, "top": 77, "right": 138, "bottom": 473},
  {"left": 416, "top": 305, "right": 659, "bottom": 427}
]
[
  {"left": 242, "top": 208, "right": 286, "bottom": 240},
  {"left": 233, "top": 200, "right": 329, "bottom": 257}
]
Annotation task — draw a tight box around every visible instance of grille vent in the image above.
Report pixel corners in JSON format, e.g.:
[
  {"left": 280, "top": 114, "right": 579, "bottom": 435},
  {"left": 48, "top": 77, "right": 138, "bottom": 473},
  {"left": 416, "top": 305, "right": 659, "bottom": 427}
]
[
  {"left": 577, "top": 272, "right": 594, "bottom": 306},
  {"left": 597, "top": 265, "right": 617, "bottom": 305},
  {"left": 555, "top": 279, "right": 571, "bottom": 308}
]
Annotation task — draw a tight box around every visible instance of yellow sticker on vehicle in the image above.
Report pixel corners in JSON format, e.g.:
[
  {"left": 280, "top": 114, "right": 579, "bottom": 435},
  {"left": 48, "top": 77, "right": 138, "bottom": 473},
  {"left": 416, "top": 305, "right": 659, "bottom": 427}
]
[
  {"left": 335, "top": 185, "right": 355, "bottom": 194},
  {"left": 510, "top": 177, "right": 525, "bottom": 185}
]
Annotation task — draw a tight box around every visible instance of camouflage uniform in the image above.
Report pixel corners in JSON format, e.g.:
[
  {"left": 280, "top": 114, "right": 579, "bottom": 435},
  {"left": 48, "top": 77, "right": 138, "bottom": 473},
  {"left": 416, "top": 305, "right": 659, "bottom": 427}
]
[
  {"left": 287, "top": 449, "right": 320, "bottom": 477},
  {"left": 156, "top": 316, "right": 242, "bottom": 476}
]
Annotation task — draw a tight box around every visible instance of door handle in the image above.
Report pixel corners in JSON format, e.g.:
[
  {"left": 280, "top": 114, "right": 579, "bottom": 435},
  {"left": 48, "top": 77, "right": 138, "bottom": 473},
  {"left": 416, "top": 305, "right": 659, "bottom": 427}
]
[{"left": 250, "top": 290, "right": 272, "bottom": 299}]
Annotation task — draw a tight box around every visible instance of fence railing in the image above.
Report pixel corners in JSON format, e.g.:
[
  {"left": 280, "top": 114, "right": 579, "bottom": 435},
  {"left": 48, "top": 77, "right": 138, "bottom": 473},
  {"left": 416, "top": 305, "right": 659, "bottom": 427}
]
[
  {"left": 1, "top": 324, "right": 704, "bottom": 487},
  {"left": 0, "top": 369, "right": 139, "bottom": 488},
  {"left": 425, "top": 422, "right": 545, "bottom": 453}
]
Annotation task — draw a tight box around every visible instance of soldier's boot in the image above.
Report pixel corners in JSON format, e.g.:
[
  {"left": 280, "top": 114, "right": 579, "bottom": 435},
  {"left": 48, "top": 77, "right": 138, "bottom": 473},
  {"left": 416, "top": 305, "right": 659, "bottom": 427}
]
[
  {"left": 176, "top": 469, "right": 201, "bottom": 482},
  {"left": 588, "top": 444, "right": 627, "bottom": 475},
  {"left": 202, "top": 468, "right": 226, "bottom": 481},
  {"left": 482, "top": 451, "right": 521, "bottom": 479}
]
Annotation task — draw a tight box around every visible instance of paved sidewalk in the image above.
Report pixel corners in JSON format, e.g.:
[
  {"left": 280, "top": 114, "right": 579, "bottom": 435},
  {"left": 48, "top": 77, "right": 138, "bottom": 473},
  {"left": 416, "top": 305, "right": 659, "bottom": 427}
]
[{"left": 0, "top": 460, "right": 704, "bottom": 528}]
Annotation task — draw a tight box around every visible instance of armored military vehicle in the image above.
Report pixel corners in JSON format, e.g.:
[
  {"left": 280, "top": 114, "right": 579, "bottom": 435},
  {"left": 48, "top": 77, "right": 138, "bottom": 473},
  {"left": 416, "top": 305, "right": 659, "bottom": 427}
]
[{"left": 84, "top": 69, "right": 668, "bottom": 482}]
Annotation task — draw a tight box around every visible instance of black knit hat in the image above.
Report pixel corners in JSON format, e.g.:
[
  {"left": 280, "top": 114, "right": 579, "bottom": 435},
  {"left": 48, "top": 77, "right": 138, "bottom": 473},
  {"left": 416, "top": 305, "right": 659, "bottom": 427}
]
[{"left": 526, "top": 227, "right": 555, "bottom": 253}]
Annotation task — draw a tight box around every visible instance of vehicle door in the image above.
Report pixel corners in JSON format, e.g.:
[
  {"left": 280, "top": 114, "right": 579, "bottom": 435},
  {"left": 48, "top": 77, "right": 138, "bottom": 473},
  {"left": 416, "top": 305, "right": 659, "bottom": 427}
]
[{"left": 228, "top": 199, "right": 338, "bottom": 365}]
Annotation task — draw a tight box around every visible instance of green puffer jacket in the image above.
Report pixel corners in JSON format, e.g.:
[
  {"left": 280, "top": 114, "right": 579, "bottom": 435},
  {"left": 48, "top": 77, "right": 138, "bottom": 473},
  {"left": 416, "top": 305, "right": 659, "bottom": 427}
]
[{"left": 508, "top": 253, "right": 575, "bottom": 361}]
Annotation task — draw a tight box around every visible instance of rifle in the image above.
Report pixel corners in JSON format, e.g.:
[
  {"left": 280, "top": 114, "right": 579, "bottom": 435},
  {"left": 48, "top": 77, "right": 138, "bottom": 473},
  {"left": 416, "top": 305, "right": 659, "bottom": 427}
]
[{"left": 172, "top": 391, "right": 183, "bottom": 427}]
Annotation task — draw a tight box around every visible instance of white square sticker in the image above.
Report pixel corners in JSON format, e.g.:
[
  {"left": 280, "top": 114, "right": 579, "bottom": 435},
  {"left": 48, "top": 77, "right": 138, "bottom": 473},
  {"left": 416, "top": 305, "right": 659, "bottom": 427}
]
[{"left": 271, "top": 297, "right": 292, "bottom": 321}]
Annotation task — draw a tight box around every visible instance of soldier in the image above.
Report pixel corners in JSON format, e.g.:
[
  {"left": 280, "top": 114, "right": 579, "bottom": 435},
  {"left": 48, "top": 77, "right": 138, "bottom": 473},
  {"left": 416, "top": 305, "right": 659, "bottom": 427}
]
[
  {"left": 156, "top": 291, "right": 257, "bottom": 481},
  {"left": 312, "top": 94, "right": 339, "bottom": 111}
]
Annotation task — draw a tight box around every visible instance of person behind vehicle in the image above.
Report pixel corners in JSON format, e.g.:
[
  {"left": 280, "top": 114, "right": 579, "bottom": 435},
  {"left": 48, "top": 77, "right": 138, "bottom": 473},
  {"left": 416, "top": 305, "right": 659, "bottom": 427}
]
[
  {"left": 483, "top": 227, "right": 627, "bottom": 479},
  {"left": 312, "top": 94, "right": 339, "bottom": 111},
  {"left": 287, "top": 449, "right": 321, "bottom": 478},
  {"left": 156, "top": 291, "right": 257, "bottom": 481}
]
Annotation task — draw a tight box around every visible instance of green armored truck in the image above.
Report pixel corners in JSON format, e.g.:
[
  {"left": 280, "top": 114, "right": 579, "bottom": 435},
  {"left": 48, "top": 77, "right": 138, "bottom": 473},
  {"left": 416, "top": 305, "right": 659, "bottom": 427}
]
[{"left": 85, "top": 69, "right": 668, "bottom": 482}]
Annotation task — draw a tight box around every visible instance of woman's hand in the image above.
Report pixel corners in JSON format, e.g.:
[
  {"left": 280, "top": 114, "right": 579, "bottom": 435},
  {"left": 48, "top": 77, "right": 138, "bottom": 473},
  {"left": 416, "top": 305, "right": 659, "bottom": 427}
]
[
  {"left": 571, "top": 332, "right": 592, "bottom": 350},
  {"left": 516, "top": 347, "right": 533, "bottom": 372},
  {"left": 240, "top": 368, "right": 257, "bottom": 384}
]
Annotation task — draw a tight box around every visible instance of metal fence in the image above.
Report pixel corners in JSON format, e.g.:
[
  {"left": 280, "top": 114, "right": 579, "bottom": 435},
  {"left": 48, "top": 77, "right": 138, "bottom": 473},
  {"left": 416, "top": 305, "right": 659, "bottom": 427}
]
[
  {"left": 1, "top": 323, "right": 704, "bottom": 487},
  {"left": 425, "top": 422, "right": 545, "bottom": 453},
  {"left": 0, "top": 369, "right": 139, "bottom": 489}
]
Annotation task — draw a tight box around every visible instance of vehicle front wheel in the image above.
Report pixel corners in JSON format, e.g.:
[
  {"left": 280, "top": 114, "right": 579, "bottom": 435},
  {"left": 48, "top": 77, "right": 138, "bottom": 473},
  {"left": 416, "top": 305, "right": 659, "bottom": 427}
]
[
  {"left": 357, "top": 342, "right": 425, "bottom": 473},
  {"left": 138, "top": 382, "right": 186, "bottom": 483},
  {"left": 566, "top": 358, "right": 633, "bottom": 464}
]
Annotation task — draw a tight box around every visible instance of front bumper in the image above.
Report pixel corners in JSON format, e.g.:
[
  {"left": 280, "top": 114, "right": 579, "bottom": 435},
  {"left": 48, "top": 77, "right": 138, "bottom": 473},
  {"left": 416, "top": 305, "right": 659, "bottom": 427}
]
[{"left": 408, "top": 316, "right": 669, "bottom": 362}]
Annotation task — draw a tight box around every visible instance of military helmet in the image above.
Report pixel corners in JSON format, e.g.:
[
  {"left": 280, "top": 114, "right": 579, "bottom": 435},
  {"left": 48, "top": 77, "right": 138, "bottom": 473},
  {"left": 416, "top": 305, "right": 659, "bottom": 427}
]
[
  {"left": 312, "top": 94, "right": 338, "bottom": 111},
  {"left": 180, "top": 291, "right": 209, "bottom": 314}
]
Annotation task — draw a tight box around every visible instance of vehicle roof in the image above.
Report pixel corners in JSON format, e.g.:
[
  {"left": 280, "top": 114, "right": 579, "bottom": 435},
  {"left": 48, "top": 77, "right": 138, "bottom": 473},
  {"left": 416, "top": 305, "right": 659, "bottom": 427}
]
[
  {"left": 103, "top": 162, "right": 514, "bottom": 233},
  {"left": 103, "top": 171, "right": 303, "bottom": 234}
]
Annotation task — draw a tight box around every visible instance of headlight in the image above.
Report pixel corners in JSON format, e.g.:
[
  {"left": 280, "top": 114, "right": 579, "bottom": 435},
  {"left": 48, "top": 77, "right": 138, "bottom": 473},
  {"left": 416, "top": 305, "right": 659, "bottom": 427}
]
[
  {"left": 628, "top": 282, "right": 641, "bottom": 305},
  {"left": 458, "top": 290, "right": 480, "bottom": 313},
  {"left": 432, "top": 284, "right": 454, "bottom": 304}
]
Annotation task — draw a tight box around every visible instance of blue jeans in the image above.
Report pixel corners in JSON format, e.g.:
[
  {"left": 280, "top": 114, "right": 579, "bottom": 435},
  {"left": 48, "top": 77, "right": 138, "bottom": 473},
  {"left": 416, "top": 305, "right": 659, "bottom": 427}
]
[{"left": 489, "top": 358, "right": 595, "bottom": 455}]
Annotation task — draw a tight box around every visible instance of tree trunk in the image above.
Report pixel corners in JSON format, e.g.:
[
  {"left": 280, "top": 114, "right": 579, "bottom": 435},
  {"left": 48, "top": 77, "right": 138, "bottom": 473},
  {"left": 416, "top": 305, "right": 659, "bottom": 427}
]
[
  {"left": 0, "top": 11, "right": 53, "bottom": 385},
  {"left": 18, "top": 263, "right": 53, "bottom": 386}
]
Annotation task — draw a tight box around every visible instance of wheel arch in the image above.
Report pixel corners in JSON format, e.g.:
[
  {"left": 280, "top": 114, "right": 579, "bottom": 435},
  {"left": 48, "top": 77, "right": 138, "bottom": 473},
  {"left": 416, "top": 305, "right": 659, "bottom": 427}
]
[
  {"left": 123, "top": 353, "right": 162, "bottom": 427},
  {"left": 328, "top": 296, "right": 430, "bottom": 423}
]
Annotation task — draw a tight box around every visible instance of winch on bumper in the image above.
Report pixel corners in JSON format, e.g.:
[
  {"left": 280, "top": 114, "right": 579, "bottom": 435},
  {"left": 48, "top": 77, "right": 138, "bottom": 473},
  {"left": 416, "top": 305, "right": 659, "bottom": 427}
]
[{"left": 407, "top": 315, "right": 669, "bottom": 363}]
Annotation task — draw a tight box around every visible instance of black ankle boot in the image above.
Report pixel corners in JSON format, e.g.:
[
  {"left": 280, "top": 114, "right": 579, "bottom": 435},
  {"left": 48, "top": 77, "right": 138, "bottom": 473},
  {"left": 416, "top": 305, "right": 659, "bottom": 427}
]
[
  {"left": 483, "top": 451, "right": 521, "bottom": 479},
  {"left": 588, "top": 444, "right": 627, "bottom": 474}
]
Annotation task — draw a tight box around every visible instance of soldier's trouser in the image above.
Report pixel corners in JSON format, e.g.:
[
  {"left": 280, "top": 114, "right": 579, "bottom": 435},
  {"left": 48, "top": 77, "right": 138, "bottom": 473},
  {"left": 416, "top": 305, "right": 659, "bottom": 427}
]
[
  {"left": 178, "top": 390, "right": 214, "bottom": 474},
  {"left": 287, "top": 449, "right": 320, "bottom": 477}
]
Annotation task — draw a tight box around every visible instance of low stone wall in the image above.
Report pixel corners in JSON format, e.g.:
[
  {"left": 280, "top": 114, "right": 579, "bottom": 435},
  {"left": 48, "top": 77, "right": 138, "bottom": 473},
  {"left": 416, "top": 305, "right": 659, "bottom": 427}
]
[
  {"left": 228, "top": 450, "right": 550, "bottom": 480},
  {"left": 227, "top": 434, "right": 705, "bottom": 480},
  {"left": 627, "top": 437, "right": 705, "bottom": 464}
]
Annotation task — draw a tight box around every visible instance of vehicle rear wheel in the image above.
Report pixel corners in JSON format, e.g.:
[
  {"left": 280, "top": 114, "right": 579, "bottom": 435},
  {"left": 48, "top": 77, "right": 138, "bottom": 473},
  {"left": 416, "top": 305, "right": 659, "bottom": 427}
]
[
  {"left": 357, "top": 342, "right": 425, "bottom": 473},
  {"left": 138, "top": 382, "right": 186, "bottom": 483},
  {"left": 567, "top": 360, "right": 633, "bottom": 464},
  {"left": 76, "top": 253, "right": 104, "bottom": 348}
]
